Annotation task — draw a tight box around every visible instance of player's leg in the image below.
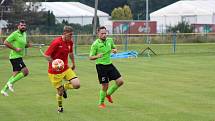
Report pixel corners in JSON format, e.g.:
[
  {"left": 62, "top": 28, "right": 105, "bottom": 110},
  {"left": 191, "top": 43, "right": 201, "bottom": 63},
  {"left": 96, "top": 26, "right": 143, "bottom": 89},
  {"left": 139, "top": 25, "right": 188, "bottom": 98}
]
[
  {"left": 9, "top": 67, "right": 29, "bottom": 84},
  {"left": 107, "top": 77, "right": 124, "bottom": 96},
  {"left": 56, "top": 86, "right": 64, "bottom": 113},
  {"left": 106, "top": 64, "right": 124, "bottom": 103},
  {"left": 1, "top": 58, "right": 25, "bottom": 95},
  {"left": 62, "top": 68, "right": 80, "bottom": 99},
  {"left": 69, "top": 78, "right": 80, "bottom": 89},
  {"left": 98, "top": 83, "right": 108, "bottom": 108},
  {"left": 7, "top": 68, "right": 28, "bottom": 92},
  {"left": 7, "top": 58, "right": 29, "bottom": 92},
  {"left": 1, "top": 75, "right": 14, "bottom": 96},
  {"left": 64, "top": 68, "right": 80, "bottom": 90},
  {"left": 96, "top": 64, "right": 109, "bottom": 108},
  {"left": 48, "top": 73, "right": 64, "bottom": 112}
]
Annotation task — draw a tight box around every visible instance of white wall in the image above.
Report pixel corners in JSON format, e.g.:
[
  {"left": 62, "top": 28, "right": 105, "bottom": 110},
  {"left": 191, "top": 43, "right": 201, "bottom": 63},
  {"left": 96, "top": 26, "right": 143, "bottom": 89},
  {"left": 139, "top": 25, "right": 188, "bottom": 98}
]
[
  {"left": 197, "top": 15, "right": 213, "bottom": 24},
  {"left": 151, "top": 15, "right": 213, "bottom": 33},
  {"left": 151, "top": 15, "right": 180, "bottom": 33}
]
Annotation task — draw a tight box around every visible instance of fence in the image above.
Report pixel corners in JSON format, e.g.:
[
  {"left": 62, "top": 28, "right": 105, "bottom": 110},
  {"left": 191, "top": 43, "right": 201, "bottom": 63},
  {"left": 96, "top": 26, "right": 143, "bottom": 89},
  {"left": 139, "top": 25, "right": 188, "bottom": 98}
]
[{"left": 1, "top": 33, "right": 215, "bottom": 57}]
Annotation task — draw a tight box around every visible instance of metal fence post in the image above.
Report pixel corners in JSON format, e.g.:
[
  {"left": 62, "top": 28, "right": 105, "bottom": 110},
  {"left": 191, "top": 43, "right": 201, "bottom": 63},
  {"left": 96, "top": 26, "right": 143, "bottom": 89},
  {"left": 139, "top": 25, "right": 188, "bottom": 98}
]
[{"left": 172, "top": 33, "right": 177, "bottom": 54}]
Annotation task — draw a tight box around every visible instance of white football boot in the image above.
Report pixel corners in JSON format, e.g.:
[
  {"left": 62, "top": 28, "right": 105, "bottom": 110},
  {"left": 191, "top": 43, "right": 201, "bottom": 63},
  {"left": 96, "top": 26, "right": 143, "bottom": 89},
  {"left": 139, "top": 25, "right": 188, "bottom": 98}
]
[
  {"left": 1, "top": 90, "right": 9, "bottom": 96},
  {"left": 7, "top": 82, "right": 14, "bottom": 92}
]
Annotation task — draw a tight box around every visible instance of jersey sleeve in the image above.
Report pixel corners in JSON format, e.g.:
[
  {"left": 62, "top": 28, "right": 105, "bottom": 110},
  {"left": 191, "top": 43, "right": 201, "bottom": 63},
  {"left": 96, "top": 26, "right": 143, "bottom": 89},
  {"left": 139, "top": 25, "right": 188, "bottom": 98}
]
[
  {"left": 6, "top": 32, "right": 16, "bottom": 43},
  {"left": 89, "top": 43, "right": 97, "bottom": 56},
  {"left": 45, "top": 41, "right": 58, "bottom": 56}
]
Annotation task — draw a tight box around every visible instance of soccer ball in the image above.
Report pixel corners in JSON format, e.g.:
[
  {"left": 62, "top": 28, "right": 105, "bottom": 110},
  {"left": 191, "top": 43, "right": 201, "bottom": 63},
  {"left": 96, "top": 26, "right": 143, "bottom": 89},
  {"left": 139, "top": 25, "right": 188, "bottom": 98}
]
[{"left": 52, "top": 59, "right": 64, "bottom": 71}]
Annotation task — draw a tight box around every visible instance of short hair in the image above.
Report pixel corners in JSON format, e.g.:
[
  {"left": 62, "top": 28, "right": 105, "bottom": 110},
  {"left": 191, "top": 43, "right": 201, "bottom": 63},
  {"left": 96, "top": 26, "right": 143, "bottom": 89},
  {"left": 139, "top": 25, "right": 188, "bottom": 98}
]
[
  {"left": 97, "top": 26, "right": 106, "bottom": 32},
  {"left": 63, "top": 26, "right": 73, "bottom": 33},
  {"left": 17, "top": 20, "right": 26, "bottom": 26},
  {"left": 20, "top": 20, "right": 25, "bottom": 24}
]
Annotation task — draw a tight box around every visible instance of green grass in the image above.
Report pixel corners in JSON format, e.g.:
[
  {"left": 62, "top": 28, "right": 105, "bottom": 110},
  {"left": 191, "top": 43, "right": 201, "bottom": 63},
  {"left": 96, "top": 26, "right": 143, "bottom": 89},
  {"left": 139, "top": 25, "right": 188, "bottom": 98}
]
[{"left": 0, "top": 44, "right": 215, "bottom": 121}]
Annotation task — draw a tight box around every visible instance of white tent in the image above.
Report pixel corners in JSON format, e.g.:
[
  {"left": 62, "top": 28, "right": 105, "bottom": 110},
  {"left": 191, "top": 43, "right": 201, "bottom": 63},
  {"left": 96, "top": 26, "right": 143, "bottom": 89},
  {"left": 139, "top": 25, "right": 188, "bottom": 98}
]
[
  {"left": 150, "top": 0, "right": 215, "bottom": 33},
  {"left": 0, "top": 20, "right": 7, "bottom": 34},
  {"left": 32, "top": 2, "right": 110, "bottom": 25}
]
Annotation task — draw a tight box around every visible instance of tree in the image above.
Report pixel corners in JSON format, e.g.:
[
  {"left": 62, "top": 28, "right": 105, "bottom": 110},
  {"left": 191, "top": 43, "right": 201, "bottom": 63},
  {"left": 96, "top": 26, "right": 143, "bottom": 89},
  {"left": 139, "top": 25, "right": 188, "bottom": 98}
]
[
  {"left": 167, "top": 21, "right": 194, "bottom": 33},
  {"left": 123, "top": 5, "right": 132, "bottom": 20},
  {"left": 111, "top": 5, "right": 133, "bottom": 20}
]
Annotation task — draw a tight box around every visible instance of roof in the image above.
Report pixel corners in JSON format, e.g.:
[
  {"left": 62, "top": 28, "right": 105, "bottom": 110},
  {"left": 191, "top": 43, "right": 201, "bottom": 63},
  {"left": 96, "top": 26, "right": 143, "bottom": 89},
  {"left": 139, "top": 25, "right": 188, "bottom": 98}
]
[
  {"left": 150, "top": 0, "right": 215, "bottom": 17},
  {"left": 37, "top": 2, "right": 109, "bottom": 17}
]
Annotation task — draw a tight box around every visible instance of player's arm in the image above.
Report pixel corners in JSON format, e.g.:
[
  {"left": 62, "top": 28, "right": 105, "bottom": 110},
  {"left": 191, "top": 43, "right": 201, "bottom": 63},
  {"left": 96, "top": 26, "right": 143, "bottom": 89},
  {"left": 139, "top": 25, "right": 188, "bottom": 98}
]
[
  {"left": 43, "top": 54, "right": 53, "bottom": 62},
  {"left": 69, "top": 52, "right": 75, "bottom": 70},
  {"left": 111, "top": 39, "right": 117, "bottom": 54},
  {"left": 4, "top": 40, "right": 21, "bottom": 52},
  {"left": 89, "top": 44, "right": 102, "bottom": 60},
  {"left": 4, "top": 33, "right": 22, "bottom": 52},
  {"left": 25, "top": 41, "right": 32, "bottom": 48},
  {"left": 89, "top": 54, "right": 103, "bottom": 60},
  {"left": 43, "top": 42, "right": 57, "bottom": 62}
]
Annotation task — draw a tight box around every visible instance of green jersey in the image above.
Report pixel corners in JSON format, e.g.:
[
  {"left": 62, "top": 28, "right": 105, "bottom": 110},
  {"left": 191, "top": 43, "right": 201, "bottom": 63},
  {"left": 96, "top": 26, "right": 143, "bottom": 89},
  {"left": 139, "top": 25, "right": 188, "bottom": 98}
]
[
  {"left": 6, "top": 30, "right": 27, "bottom": 59},
  {"left": 90, "top": 37, "right": 116, "bottom": 65}
]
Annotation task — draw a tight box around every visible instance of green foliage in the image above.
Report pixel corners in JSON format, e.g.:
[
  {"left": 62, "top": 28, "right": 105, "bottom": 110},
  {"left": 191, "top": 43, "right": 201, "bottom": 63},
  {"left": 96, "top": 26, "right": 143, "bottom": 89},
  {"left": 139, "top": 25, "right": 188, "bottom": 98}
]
[
  {"left": 111, "top": 5, "right": 133, "bottom": 20},
  {"left": 167, "top": 21, "right": 194, "bottom": 33},
  {"left": 123, "top": 5, "right": 133, "bottom": 19},
  {"left": 3, "top": 1, "right": 57, "bottom": 34}
]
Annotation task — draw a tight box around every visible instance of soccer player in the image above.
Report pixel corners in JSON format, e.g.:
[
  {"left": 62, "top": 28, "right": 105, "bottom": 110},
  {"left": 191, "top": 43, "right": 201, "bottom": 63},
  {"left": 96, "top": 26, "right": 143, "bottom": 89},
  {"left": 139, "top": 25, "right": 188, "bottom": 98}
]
[
  {"left": 89, "top": 26, "right": 124, "bottom": 108},
  {"left": 44, "top": 26, "right": 80, "bottom": 113},
  {"left": 1, "top": 20, "right": 31, "bottom": 96}
]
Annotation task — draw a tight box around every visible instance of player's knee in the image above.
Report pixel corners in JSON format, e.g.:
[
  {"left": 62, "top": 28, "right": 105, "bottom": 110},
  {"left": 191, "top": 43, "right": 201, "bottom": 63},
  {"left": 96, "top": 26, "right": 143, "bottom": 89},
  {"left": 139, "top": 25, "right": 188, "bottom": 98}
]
[
  {"left": 73, "top": 83, "right": 80, "bottom": 89},
  {"left": 71, "top": 78, "right": 80, "bottom": 89},
  {"left": 57, "top": 86, "right": 64, "bottom": 96},
  {"left": 116, "top": 80, "right": 124, "bottom": 87},
  {"left": 22, "top": 68, "right": 29, "bottom": 76},
  {"left": 102, "top": 83, "right": 108, "bottom": 91},
  {"left": 24, "top": 71, "right": 29, "bottom": 76},
  {"left": 57, "top": 91, "right": 63, "bottom": 96}
]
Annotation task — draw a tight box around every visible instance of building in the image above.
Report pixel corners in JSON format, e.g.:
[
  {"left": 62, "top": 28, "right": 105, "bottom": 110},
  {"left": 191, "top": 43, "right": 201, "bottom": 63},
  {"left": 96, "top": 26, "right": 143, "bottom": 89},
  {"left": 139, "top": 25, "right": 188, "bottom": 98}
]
[
  {"left": 35, "top": 2, "right": 110, "bottom": 26},
  {"left": 150, "top": 0, "right": 215, "bottom": 33}
]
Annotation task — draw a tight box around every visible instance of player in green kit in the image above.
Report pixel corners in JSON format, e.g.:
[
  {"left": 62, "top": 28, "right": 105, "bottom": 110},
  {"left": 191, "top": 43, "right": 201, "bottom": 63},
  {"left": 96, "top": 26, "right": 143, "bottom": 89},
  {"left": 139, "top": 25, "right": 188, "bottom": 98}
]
[
  {"left": 1, "top": 20, "right": 31, "bottom": 96},
  {"left": 89, "top": 26, "right": 124, "bottom": 108}
]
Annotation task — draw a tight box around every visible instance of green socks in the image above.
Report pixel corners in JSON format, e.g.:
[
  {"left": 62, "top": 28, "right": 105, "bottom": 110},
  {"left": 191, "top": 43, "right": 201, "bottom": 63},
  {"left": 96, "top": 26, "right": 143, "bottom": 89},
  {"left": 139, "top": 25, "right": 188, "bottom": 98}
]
[
  {"left": 1, "top": 72, "right": 25, "bottom": 92},
  {"left": 107, "top": 83, "right": 119, "bottom": 96},
  {"left": 98, "top": 84, "right": 119, "bottom": 104},
  {"left": 99, "top": 90, "right": 106, "bottom": 104},
  {"left": 1, "top": 76, "right": 14, "bottom": 92},
  {"left": 9, "top": 72, "right": 25, "bottom": 84}
]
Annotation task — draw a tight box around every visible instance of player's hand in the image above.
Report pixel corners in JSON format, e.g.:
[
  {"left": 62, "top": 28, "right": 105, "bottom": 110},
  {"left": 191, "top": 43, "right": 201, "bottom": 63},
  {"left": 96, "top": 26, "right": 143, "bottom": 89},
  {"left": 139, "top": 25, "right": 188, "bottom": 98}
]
[
  {"left": 71, "top": 65, "right": 75, "bottom": 70},
  {"left": 112, "top": 49, "right": 117, "bottom": 54},
  {"left": 15, "top": 48, "right": 22, "bottom": 52},
  {"left": 97, "top": 53, "right": 103, "bottom": 58}
]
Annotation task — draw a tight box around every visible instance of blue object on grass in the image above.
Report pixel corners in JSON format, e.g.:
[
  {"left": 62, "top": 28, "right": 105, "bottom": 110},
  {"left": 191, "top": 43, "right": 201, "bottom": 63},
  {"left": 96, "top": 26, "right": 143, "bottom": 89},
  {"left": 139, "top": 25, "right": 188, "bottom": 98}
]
[{"left": 111, "top": 51, "right": 138, "bottom": 59}]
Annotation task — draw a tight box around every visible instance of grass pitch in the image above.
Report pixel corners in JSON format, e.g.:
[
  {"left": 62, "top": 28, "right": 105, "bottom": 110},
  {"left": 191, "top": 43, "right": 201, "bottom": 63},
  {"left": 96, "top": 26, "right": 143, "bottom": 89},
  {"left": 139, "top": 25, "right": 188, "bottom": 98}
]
[{"left": 0, "top": 45, "right": 215, "bottom": 121}]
